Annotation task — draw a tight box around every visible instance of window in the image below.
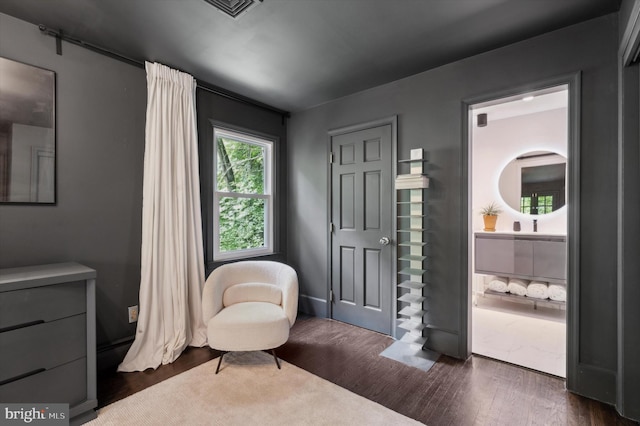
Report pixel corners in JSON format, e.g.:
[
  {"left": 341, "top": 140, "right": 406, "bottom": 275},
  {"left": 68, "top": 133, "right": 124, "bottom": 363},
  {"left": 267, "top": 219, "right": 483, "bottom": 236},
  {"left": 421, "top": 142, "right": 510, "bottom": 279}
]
[
  {"left": 213, "top": 127, "right": 274, "bottom": 260},
  {"left": 520, "top": 196, "right": 532, "bottom": 214},
  {"left": 520, "top": 194, "right": 554, "bottom": 215},
  {"left": 537, "top": 195, "right": 554, "bottom": 214}
]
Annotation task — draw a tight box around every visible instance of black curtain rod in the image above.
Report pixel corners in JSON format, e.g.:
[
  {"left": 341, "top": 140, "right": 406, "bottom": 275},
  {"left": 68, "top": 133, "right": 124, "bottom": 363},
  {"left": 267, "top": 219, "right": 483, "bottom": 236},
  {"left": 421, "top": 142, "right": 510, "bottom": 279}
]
[{"left": 38, "top": 25, "right": 290, "bottom": 118}]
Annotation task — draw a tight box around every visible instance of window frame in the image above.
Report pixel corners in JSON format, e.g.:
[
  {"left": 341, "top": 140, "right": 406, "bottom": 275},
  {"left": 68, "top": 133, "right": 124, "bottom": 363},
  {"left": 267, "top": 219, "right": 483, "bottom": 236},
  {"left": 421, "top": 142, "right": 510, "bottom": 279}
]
[
  {"left": 212, "top": 127, "right": 275, "bottom": 261},
  {"left": 520, "top": 193, "right": 555, "bottom": 215},
  {"left": 520, "top": 196, "right": 532, "bottom": 214}
]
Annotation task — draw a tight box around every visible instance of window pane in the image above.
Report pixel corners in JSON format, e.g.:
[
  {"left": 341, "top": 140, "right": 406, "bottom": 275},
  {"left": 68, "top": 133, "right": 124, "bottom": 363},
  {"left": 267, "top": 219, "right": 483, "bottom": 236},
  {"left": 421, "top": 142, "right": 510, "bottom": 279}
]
[
  {"left": 218, "top": 196, "right": 266, "bottom": 253},
  {"left": 539, "top": 195, "right": 553, "bottom": 214},
  {"left": 216, "top": 137, "right": 265, "bottom": 194}
]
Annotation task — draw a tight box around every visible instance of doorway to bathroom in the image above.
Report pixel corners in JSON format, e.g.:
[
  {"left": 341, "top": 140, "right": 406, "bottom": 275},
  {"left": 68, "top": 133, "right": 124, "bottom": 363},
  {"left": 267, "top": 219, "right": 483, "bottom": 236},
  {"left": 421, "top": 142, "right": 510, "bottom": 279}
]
[{"left": 468, "top": 84, "right": 569, "bottom": 377}]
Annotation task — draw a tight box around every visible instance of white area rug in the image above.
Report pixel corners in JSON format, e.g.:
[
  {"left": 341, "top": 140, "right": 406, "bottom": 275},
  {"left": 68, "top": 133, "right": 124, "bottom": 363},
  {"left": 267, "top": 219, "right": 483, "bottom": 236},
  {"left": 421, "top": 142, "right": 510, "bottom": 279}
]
[{"left": 88, "top": 351, "right": 422, "bottom": 425}]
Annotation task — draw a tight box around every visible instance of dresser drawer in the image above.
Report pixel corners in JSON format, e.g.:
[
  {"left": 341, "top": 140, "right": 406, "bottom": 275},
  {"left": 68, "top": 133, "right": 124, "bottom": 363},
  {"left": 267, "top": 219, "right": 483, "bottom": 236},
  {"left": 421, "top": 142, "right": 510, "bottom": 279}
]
[
  {"left": 0, "top": 314, "right": 86, "bottom": 383},
  {"left": 0, "top": 281, "right": 86, "bottom": 330},
  {"left": 0, "top": 357, "right": 87, "bottom": 405}
]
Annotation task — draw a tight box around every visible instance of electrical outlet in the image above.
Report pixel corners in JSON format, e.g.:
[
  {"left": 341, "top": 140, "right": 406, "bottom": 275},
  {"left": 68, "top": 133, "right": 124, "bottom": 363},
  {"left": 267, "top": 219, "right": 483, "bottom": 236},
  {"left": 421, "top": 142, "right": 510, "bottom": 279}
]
[{"left": 128, "top": 305, "right": 138, "bottom": 323}]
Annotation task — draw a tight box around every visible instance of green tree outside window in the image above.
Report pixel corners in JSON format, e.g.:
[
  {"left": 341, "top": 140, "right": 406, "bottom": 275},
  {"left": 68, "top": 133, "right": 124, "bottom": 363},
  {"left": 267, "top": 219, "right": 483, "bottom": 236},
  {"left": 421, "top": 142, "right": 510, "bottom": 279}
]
[{"left": 213, "top": 129, "right": 273, "bottom": 259}]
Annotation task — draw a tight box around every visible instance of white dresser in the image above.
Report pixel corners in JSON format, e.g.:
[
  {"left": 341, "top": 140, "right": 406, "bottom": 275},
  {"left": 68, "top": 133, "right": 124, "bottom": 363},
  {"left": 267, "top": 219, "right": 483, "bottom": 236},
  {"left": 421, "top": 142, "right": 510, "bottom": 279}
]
[{"left": 0, "top": 263, "right": 97, "bottom": 425}]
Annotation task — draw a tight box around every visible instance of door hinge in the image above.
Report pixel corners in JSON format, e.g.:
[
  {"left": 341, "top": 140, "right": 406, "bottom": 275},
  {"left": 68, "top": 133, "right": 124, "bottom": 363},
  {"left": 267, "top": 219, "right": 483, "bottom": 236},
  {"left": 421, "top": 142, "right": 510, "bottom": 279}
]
[
  {"left": 329, "top": 152, "right": 334, "bottom": 163},
  {"left": 329, "top": 222, "right": 334, "bottom": 233},
  {"left": 330, "top": 290, "right": 334, "bottom": 303}
]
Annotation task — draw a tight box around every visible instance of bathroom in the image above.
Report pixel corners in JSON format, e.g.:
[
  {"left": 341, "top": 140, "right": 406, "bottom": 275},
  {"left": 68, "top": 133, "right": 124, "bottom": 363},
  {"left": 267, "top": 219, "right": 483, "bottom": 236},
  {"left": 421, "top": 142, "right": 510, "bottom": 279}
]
[{"left": 469, "top": 85, "right": 568, "bottom": 377}]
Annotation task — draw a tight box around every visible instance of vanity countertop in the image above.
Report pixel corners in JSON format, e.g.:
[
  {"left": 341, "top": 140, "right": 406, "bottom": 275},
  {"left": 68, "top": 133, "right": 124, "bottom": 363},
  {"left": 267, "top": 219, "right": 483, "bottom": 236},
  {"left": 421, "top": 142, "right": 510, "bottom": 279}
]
[{"left": 475, "top": 230, "right": 567, "bottom": 237}]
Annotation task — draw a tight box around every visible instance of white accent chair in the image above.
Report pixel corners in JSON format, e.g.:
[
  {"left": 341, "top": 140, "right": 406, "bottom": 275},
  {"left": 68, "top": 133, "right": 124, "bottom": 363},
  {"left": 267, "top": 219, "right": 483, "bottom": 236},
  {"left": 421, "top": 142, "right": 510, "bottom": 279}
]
[{"left": 202, "top": 260, "right": 298, "bottom": 373}]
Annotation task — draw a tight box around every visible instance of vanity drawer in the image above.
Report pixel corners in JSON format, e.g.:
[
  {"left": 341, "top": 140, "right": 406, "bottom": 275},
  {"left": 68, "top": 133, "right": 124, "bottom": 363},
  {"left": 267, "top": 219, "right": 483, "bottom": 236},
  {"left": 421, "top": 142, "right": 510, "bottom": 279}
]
[
  {"left": 533, "top": 240, "right": 567, "bottom": 280},
  {"left": 0, "top": 314, "right": 86, "bottom": 383},
  {"left": 475, "top": 237, "right": 514, "bottom": 274},
  {"left": 0, "top": 281, "right": 86, "bottom": 330},
  {"left": 0, "top": 357, "right": 87, "bottom": 405}
]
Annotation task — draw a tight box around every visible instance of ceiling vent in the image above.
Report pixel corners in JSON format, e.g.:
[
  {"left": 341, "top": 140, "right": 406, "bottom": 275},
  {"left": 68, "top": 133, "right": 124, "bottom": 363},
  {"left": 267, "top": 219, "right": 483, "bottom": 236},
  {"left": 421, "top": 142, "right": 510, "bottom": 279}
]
[{"left": 203, "top": 0, "right": 262, "bottom": 19}]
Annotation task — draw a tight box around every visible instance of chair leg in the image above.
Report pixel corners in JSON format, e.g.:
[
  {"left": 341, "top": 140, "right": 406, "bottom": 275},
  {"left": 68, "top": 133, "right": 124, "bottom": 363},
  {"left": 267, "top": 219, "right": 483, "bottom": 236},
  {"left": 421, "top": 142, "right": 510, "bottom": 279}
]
[
  {"left": 215, "top": 352, "right": 226, "bottom": 374},
  {"left": 271, "top": 349, "right": 281, "bottom": 370}
]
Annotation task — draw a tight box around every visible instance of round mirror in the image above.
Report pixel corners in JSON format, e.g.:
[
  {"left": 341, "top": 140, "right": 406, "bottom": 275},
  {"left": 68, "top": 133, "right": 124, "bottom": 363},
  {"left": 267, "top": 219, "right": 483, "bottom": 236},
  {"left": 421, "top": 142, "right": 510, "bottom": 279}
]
[{"left": 498, "top": 151, "right": 566, "bottom": 215}]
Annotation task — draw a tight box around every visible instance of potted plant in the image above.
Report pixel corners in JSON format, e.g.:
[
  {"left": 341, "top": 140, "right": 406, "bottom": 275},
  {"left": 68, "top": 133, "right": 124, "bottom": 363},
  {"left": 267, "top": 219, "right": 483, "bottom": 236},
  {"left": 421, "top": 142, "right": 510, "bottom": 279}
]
[{"left": 480, "top": 202, "right": 502, "bottom": 232}]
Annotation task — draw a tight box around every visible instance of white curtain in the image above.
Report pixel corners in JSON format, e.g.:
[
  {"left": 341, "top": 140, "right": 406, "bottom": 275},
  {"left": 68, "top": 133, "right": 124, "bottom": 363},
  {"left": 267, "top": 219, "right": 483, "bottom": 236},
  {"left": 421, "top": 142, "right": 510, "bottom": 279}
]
[{"left": 118, "top": 62, "right": 207, "bottom": 372}]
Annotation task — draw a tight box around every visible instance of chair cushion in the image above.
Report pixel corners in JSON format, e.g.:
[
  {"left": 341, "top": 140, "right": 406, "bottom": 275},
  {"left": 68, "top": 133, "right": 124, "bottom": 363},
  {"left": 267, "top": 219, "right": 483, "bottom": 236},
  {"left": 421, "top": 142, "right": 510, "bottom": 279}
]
[
  {"left": 207, "top": 302, "right": 290, "bottom": 351},
  {"left": 223, "top": 282, "right": 282, "bottom": 307}
]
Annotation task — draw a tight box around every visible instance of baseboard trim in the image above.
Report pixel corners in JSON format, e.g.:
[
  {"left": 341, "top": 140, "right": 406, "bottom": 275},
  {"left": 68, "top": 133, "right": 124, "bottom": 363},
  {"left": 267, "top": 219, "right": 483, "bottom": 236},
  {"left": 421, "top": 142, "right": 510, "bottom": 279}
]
[
  {"left": 298, "top": 294, "right": 327, "bottom": 317},
  {"left": 570, "top": 362, "right": 616, "bottom": 405},
  {"left": 425, "top": 327, "right": 460, "bottom": 358},
  {"left": 97, "top": 336, "right": 134, "bottom": 374}
]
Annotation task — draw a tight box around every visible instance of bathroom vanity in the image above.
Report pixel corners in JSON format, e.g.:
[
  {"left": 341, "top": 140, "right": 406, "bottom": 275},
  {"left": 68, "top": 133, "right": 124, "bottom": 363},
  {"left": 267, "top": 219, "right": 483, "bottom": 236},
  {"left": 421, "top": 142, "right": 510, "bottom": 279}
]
[
  {"left": 474, "top": 231, "right": 567, "bottom": 309},
  {"left": 475, "top": 231, "right": 566, "bottom": 283}
]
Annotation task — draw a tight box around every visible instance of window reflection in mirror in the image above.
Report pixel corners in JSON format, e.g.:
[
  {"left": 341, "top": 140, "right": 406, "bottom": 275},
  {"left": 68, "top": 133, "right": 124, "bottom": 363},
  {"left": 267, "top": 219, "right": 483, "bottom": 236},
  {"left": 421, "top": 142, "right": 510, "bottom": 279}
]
[{"left": 499, "top": 151, "right": 566, "bottom": 215}]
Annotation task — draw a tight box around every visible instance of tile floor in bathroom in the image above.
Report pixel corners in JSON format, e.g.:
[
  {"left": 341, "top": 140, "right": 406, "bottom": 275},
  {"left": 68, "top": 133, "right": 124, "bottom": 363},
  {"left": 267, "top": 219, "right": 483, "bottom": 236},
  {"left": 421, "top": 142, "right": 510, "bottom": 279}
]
[{"left": 472, "top": 295, "right": 566, "bottom": 377}]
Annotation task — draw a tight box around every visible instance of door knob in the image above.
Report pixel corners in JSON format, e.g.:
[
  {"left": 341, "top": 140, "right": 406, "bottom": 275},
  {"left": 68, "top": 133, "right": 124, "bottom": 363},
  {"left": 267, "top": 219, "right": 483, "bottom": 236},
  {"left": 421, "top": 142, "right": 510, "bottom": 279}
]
[{"left": 379, "top": 237, "right": 390, "bottom": 246}]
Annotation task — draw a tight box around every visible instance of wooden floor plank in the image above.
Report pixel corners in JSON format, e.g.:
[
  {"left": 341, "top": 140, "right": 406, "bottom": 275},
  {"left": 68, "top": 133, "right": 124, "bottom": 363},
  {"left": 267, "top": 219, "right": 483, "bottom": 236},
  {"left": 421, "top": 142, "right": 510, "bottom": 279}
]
[{"left": 98, "top": 316, "right": 637, "bottom": 425}]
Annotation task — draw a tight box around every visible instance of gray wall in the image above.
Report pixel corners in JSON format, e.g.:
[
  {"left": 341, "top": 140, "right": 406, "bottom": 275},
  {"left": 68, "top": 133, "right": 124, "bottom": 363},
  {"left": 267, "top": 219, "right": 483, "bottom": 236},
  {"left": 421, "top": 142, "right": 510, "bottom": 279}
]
[
  {"left": 618, "top": 0, "right": 640, "bottom": 421},
  {"left": 0, "top": 13, "right": 146, "bottom": 353},
  {"left": 288, "top": 13, "right": 621, "bottom": 409},
  {"left": 196, "top": 90, "right": 288, "bottom": 276},
  {"left": 0, "top": 12, "right": 289, "bottom": 372}
]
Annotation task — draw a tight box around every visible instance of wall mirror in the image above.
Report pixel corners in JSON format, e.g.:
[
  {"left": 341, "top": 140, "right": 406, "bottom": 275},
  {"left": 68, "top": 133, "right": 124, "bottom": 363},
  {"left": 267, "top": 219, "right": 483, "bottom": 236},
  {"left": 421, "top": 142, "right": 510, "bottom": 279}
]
[
  {"left": 498, "top": 151, "right": 566, "bottom": 215},
  {"left": 0, "top": 57, "right": 56, "bottom": 204}
]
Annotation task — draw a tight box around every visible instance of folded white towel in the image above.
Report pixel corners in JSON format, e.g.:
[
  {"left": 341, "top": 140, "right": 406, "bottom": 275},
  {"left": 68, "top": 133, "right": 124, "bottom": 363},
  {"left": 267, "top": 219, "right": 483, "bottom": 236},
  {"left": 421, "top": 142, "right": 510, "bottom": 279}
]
[
  {"left": 527, "top": 281, "right": 549, "bottom": 299},
  {"left": 507, "top": 278, "right": 529, "bottom": 296},
  {"left": 548, "top": 284, "right": 567, "bottom": 302},
  {"left": 487, "top": 276, "right": 508, "bottom": 293}
]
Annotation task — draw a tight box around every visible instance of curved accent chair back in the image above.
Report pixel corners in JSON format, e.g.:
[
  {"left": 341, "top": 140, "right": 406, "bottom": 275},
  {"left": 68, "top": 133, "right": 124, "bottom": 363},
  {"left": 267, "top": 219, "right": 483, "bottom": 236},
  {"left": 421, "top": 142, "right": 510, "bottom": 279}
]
[{"left": 202, "top": 260, "right": 298, "bottom": 373}]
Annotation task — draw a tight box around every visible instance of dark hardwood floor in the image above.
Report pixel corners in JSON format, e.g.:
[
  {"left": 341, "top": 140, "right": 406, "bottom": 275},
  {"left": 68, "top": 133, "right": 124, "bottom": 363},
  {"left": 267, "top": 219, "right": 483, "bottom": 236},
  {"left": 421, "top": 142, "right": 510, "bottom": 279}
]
[
  {"left": 98, "top": 344, "right": 222, "bottom": 407},
  {"left": 98, "top": 316, "right": 637, "bottom": 425}
]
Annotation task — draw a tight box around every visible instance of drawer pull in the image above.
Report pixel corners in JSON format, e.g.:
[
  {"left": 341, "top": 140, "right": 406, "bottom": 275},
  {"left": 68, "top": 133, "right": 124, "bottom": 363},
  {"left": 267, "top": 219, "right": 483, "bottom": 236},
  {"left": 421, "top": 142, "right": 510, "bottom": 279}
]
[
  {"left": 0, "top": 320, "right": 45, "bottom": 334},
  {"left": 0, "top": 368, "right": 46, "bottom": 386}
]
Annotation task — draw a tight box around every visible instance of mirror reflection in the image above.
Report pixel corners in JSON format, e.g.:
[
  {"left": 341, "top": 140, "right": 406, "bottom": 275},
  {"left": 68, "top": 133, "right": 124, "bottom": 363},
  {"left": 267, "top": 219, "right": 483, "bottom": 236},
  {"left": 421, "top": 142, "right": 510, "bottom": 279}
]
[
  {"left": 0, "top": 57, "right": 55, "bottom": 204},
  {"left": 498, "top": 151, "right": 566, "bottom": 215}
]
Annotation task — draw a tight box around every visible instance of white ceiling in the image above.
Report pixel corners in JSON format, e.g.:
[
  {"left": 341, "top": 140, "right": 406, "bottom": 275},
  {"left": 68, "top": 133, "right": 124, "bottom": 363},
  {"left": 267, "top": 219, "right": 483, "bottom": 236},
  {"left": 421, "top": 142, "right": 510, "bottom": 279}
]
[{"left": 473, "top": 88, "right": 568, "bottom": 122}]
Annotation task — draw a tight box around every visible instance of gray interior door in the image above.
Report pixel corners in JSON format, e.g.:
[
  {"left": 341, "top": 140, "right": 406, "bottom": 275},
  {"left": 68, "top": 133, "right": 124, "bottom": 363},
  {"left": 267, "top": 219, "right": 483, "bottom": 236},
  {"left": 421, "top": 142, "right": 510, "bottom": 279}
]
[{"left": 330, "top": 124, "right": 393, "bottom": 334}]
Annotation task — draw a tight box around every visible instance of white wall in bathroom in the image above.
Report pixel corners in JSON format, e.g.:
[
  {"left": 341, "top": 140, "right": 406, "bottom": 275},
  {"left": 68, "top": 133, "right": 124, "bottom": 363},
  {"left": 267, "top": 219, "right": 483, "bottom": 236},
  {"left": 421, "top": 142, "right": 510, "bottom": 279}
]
[{"left": 471, "top": 106, "right": 568, "bottom": 234}]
